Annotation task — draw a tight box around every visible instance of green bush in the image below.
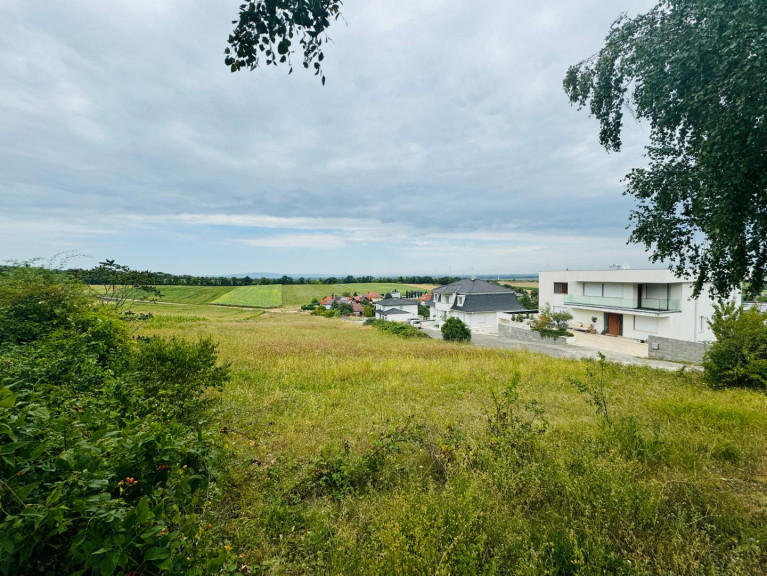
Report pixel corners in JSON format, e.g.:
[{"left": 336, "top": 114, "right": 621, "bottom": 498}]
[
  {"left": 0, "top": 265, "right": 236, "bottom": 575},
  {"left": 363, "top": 318, "right": 428, "bottom": 339},
  {"left": 703, "top": 302, "right": 767, "bottom": 389},
  {"left": 441, "top": 317, "right": 471, "bottom": 342}
]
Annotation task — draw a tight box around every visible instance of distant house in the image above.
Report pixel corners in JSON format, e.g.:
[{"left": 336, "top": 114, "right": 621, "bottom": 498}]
[
  {"left": 433, "top": 277, "right": 530, "bottom": 331},
  {"left": 418, "top": 293, "right": 432, "bottom": 303},
  {"left": 320, "top": 295, "right": 335, "bottom": 310},
  {"left": 350, "top": 301, "right": 364, "bottom": 316},
  {"left": 365, "top": 291, "right": 383, "bottom": 302},
  {"left": 375, "top": 297, "right": 419, "bottom": 322}
]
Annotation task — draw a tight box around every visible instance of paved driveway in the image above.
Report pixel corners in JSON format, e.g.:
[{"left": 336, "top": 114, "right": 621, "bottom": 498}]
[{"left": 423, "top": 325, "right": 697, "bottom": 371}]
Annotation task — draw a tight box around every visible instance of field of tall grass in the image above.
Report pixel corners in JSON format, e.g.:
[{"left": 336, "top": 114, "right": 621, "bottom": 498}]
[{"left": 132, "top": 303, "right": 767, "bottom": 574}]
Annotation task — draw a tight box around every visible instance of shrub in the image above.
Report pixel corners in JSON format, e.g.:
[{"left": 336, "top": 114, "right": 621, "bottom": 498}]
[
  {"left": 364, "top": 318, "right": 428, "bottom": 339},
  {"left": 441, "top": 317, "right": 471, "bottom": 342},
  {"left": 532, "top": 304, "right": 573, "bottom": 338},
  {"left": 703, "top": 302, "right": 767, "bottom": 389},
  {"left": 0, "top": 265, "right": 236, "bottom": 575}
]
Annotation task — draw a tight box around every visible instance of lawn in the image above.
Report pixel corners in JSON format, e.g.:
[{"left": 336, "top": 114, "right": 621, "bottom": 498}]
[{"left": 131, "top": 303, "right": 767, "bottom": 575}]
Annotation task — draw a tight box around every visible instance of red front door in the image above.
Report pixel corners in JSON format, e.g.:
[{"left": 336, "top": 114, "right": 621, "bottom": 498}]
[{"left": 608, "top": 313, "right": 622, "bottom": 336}]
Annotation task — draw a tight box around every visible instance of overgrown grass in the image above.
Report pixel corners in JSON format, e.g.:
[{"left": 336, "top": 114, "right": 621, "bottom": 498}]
[{"left": 134, "top": 305, "right": 767, "bottom": 575}]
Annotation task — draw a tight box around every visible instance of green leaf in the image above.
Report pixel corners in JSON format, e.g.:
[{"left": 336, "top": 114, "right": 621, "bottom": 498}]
[
  {"left": 0, "top": 387, "right": 16, "bottom": 408},
  {"left": 145, "top": 547, "right": 171, "bottom": 561},
  {"left": 99, "top": 549, "right": 120, "bottom": 576},
  {"left": 277, "top": 39, "right": 290, "bottom": 55}
]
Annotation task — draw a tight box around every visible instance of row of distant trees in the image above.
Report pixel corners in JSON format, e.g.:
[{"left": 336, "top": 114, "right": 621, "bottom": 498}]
[{"left": 59, "top": 263, "right": 462, "bottom": 287}]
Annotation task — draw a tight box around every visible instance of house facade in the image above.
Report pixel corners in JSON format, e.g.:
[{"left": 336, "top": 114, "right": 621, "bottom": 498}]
[
  {"left": 432, "top": 277, "right": 531, "bottom": 331},
  {"left": 375, "top": 298, "right": 419, "bottom": 322},
  {"left": 538, "top": 268, "right": 741, "bottom": 344}
]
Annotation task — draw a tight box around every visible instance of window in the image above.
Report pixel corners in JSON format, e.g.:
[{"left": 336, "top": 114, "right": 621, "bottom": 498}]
[
  {"left": 584, "top": 282, "right": 602, "bottom": 297},
  {"left": 645, "top": 284, "right": 668, "bottom": 299},
  {"left": 457, "top": 295, "right": 465, "bottom": 306},
  {"left": 554, "top": 282, "right": 568, "bottom": 294},
  {"left": 603, "top": 284, "right": 623, "bottom": 298},
  {"left": 699, "top": 316, "right": 707, "bottom": 332}
]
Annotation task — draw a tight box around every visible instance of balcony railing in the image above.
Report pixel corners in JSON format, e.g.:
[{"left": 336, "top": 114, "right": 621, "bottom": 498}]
[{"left": 564, "top": 295, "right": 680, "bottom": 311}]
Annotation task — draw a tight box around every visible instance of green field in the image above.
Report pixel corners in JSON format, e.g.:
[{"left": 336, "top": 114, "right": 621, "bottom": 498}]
[
  {"left": 280, "top": 282, "right": 422, "bottom": 306},
  {"left": 210, "top": 285, "right": 284, "bottom": 308},
  {"left": 129, "top": 302, "right": 767, "bottom": 575},
  {"left": 146, "top": 283, "right": 426, "bottom": 308},
  {"left": 153, "top": 285, "right": 236, "bottom": 304}
]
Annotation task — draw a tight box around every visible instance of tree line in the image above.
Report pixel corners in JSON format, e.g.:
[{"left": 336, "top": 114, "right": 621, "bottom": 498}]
[{"left": 32, "top": 262, "right": 462, "bottom": 288}]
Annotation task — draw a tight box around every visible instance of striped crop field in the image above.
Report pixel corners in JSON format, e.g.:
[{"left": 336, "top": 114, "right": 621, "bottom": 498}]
[
  {"left": 281, "top": 283, "right": 423, "bottom": 306},
  {"left": 142, "top": 283, "right": 430, "bottom": 308},
  {"left": 211, "top": 285, "right": 284, "bottom": 308},
  {"left": 154, "top": 285, "right": 236, "bottom": 304}
]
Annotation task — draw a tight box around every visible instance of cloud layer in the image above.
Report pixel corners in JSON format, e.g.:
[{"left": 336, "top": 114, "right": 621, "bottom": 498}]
[{"left": 1, "top": 0, "right": 658, "bottom": 275}]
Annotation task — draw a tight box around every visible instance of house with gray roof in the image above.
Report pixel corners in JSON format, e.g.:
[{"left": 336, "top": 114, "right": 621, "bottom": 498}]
[
  {"left": 433, "top": 277, "right": 531, "bottom": 331},
  {"left": 375, "top": 297, "right": 419, "bottom": 323}
]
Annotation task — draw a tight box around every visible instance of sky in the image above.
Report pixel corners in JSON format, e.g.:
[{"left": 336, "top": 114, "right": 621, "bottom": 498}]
[{"left": 0, "top": 0, "right": 661, "bottom": 277}]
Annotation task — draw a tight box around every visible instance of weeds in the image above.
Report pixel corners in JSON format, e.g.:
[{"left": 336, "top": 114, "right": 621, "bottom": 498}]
[{"left": 570, "top": 352, "right": 612, "bottom": 424}]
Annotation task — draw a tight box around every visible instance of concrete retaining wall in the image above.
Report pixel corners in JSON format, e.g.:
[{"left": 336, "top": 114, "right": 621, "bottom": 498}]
[
  {"left": 499, "top": 324, "right": 569, "bottom": 344},
  {"left": 647, "top": 335, "right": 710, "bottom": 363}
]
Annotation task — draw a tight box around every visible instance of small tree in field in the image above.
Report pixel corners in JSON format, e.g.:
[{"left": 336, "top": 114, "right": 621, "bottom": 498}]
[
  {"left": 703, "top": 303, "right": 767, "bottom": 389},
  {"left": 442, "top": 317, "right": 471, "bottom": 343}
]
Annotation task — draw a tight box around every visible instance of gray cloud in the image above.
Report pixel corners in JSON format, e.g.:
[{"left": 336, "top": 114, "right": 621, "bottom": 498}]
[{"left": 1, "top": 0, "right": 659, "bottom": 275}]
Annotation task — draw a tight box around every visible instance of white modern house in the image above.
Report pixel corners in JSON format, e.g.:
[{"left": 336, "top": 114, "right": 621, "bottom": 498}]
[
  {"left": 432, "top": 277, "right": 531, "bottom": 331},
  {"left": 538, "top": 268, "right": 741, "bottom": 345},
  {"left": 374, "top": 298, "right": 419, "bottom": 323}
]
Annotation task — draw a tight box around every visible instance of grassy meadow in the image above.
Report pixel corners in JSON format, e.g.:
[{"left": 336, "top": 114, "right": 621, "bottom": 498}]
[{"left": 131, "top": 302, "right": 767, "bottom": 575}]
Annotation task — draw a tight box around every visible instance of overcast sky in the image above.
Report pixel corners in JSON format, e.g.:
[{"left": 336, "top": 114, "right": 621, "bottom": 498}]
[{"left": 1, "top": 0, "right": 661, "bottom": 276}]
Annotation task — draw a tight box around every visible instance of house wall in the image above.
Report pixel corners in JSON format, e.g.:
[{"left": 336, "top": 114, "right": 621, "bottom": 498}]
[
  {"left": 375, "top": 303, "right": 418, "bottom": 322},
  {"left": 539, "top": 270, "right": 740, "bottom": 343}
]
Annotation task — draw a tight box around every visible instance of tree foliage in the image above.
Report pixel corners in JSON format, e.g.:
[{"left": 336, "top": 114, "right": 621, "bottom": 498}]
[
  {"left": 225, "top": 0, "right": 343, "bottom": 84},
  {"left": 564, "top": 0, "right": 767, "bottom": 296},
  {"left": 703, "top": 302, "right": 767, "bottom": 389}
]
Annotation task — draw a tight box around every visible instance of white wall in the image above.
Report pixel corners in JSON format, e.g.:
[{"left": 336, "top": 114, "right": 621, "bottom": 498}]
[{"left": 539, "top": 270, "right": 741, "bottom": 343}]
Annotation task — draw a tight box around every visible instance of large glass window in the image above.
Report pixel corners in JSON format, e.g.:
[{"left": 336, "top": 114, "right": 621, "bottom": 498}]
[
  {"left": 584, "top": 282, "right": 602, "bottom": 296},
  {"left": 554, "top": 282, "right": 568, "bottom": 294}
]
